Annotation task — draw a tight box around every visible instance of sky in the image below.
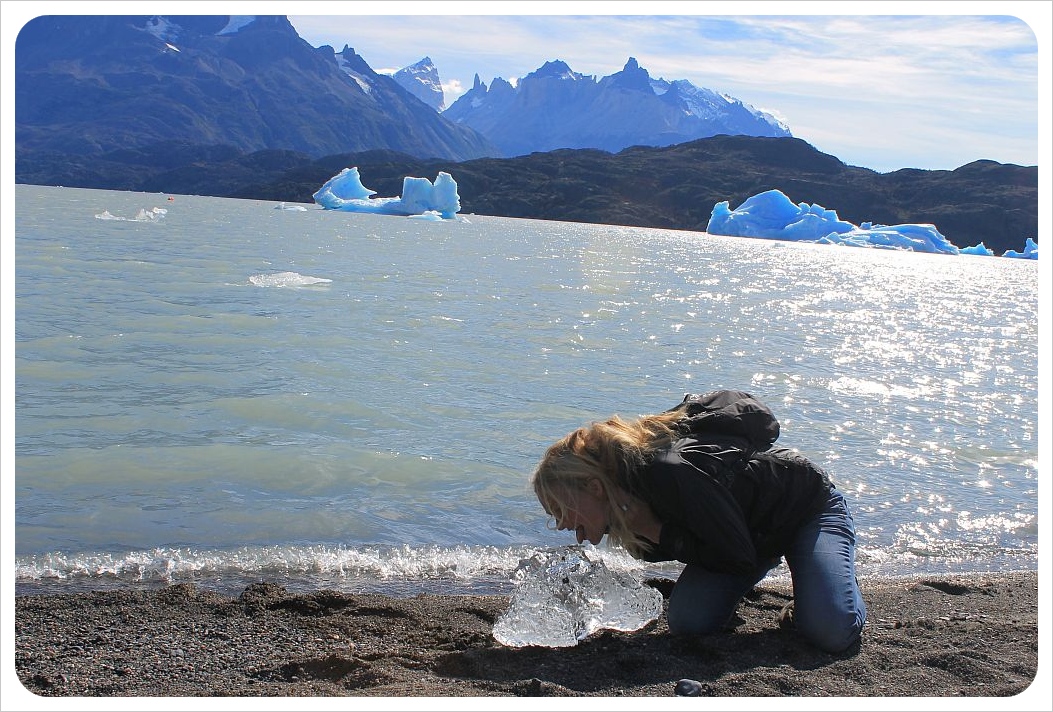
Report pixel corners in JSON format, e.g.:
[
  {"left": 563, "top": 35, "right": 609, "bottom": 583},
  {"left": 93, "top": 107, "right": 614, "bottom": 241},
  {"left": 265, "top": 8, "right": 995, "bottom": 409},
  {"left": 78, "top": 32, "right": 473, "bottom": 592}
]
[
  {"left": 280, "top": 2, "right": 1049, "bottom": 174},
  {"left": 0, "top": 2, "right": 1047, "bottom": 173}
]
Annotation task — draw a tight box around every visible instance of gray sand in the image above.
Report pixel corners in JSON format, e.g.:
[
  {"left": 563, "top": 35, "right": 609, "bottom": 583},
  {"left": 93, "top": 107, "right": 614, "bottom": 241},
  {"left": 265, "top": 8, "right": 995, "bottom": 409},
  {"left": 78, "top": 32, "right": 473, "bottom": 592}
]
[{"left": 11, "top": 571, "right": 1042, "bottom": 702}]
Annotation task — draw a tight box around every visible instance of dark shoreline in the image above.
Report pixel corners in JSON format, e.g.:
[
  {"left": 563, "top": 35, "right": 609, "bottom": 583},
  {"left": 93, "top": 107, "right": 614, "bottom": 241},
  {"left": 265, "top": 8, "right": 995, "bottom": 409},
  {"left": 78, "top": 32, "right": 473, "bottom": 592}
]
[{"left": 9, "top": 570, "right": 1044, "bottom": 705}]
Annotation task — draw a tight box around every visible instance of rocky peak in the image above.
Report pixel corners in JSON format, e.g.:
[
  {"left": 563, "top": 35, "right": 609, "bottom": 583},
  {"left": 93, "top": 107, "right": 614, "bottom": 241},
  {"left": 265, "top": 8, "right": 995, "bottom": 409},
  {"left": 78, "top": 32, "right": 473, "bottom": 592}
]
[
  {"left": 602, "top": 56, "right": 653, "bottom": 93},
  {"left": 393, "top": 56, "right": 445, "bottom": 111},
  {"left": 524, "top": 60, "right": 585, "bottom": 82}
]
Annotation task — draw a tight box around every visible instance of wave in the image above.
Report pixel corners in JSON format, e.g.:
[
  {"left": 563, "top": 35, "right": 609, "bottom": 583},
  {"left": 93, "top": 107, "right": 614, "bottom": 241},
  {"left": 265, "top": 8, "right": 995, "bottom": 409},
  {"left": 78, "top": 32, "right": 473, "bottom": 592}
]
[
  {"left": 14, "top": 539, "right": 1036, "bottom": 599},
  {"left": 14, "top": 543, "right": 679, "bottom": 597}
]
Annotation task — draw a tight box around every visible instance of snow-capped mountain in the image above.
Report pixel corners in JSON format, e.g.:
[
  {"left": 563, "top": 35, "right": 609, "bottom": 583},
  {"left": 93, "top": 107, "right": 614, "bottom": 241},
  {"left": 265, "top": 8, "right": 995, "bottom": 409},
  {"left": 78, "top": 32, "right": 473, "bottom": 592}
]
[
  {"left": 443, "top": 57, "right": 791, "bottom": 157},
  {"left": 650, "top": 78, "right": 792, "bottom": 137},
  {"left": 392, "top": 57, "right": 445, "bottom": 111},
  {"left": 16, "top": 15, "right": 789, "bottom": 169},
  {"left": 15, "top": 15, "right": 494, "bottom": 160}
]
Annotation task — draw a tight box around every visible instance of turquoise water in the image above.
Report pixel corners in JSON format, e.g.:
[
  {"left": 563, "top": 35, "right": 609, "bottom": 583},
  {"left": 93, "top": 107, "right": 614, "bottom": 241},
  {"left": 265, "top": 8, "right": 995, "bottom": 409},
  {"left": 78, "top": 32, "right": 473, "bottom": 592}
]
[{"left": 12, "top": 184, "right": 1040, "bottom": 595}]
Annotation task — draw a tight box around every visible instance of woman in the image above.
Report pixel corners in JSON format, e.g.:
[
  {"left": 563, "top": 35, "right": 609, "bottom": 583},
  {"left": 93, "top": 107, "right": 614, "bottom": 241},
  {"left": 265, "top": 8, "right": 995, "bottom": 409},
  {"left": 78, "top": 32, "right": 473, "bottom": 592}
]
[{"left": 531, "top": 389, "right": 866, "bottom": 654}]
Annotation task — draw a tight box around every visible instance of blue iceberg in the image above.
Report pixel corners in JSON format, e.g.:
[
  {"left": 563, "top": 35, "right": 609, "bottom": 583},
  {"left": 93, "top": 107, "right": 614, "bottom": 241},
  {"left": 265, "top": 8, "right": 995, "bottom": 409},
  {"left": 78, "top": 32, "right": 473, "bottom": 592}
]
[
  {"left": 313, "top": 167, "right": 461, "bottom": 219},
  {"left": 706, "top": 189, "right": 1035, "bottom": 258},
  {"left": 706, "top": 189, "right": 959, "bottom": 254},
  {"left": 1001, "top": 237, "right": 1039, "bottom": 260},
  {"left": 960, "top": 242, "right": 994, "bottom": 256}
]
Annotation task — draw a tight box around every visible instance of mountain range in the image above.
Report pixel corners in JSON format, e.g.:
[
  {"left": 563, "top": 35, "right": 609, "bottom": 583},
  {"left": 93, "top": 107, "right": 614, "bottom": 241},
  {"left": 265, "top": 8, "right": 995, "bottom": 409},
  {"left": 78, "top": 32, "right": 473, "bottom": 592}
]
[
  {"left": 15, "top": 14, "right": 790, "bottom": 162},
  {"left": 15, "top": 15, "right": 494, "bottom": 161},
  {"left": 441, "top": 57, "right": 790, "bottom": 157}
]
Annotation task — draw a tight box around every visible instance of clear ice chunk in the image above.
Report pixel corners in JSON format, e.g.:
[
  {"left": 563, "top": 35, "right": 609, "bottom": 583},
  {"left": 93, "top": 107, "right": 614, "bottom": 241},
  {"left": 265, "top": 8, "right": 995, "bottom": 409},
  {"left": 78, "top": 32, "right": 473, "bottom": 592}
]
[{"left": 492, "top": 546, "right": 663, "bottom": 648}]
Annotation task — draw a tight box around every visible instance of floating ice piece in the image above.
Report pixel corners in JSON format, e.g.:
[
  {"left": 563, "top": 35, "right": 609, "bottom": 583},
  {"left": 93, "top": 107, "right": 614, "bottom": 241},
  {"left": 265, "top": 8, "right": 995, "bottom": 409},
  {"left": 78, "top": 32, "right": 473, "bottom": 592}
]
[
  {"left": 273, "top": 202, "right": 308, "bottom": 211},
  {"left": 492, "top": 547, "right": 663, "bottom": 648},
  {"left": 249, "top": 271, "right": 332, "bottom": 288},
  {"left": 94, "top": 207, "right": 167, "bottom": 222},
  {"left": 312, "top": 167, "right": 461, "bottom": 219},
  {"left": 406, "top": 210, "right": 445, "bottom": 221},
  {"left": 1002, "top": 237, "right": 1039, "bottom": 260},
  {"left": 960, "top": 242, "right": 995, "bottom": 256}
]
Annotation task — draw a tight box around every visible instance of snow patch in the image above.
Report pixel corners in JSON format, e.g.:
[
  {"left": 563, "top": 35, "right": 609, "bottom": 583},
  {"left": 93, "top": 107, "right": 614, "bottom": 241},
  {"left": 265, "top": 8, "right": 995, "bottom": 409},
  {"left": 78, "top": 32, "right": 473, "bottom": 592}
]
[{"left": 217, "top": 16, "right": 256, "bottom": 36}]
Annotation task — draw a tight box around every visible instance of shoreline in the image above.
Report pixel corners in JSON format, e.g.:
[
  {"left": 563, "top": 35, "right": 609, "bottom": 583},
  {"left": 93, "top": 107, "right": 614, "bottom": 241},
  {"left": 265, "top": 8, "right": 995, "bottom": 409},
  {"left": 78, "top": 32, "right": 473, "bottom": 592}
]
[{"left": 10, "top": 570, "right": 1045, "bottom": 705}]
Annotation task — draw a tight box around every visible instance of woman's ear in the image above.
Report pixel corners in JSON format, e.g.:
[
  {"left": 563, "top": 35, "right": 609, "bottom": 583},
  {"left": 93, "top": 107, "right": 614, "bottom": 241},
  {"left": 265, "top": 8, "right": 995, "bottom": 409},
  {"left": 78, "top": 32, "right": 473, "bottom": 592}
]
[{"left": 586, "top": 477, "right": 605, "bottom": 497}]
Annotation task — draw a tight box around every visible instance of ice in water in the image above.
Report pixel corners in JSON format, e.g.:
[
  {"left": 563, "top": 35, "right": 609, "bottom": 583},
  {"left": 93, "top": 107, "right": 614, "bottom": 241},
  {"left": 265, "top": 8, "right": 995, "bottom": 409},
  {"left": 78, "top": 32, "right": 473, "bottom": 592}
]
[{"left": 492, "top": 547, "right": 663, "bottom": 648}]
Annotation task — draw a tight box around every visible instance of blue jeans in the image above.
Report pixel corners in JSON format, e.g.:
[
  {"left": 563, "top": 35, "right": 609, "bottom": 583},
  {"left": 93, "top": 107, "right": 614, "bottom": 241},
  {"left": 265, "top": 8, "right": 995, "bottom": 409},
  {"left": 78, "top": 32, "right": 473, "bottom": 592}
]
[{"left": 666, "top": 488, "right": 867, "bottom": 653}]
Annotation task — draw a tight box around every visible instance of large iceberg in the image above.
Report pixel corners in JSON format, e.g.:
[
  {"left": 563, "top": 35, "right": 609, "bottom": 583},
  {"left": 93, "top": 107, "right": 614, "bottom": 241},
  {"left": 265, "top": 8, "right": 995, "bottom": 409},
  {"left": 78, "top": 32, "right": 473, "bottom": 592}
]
[
  {"left": 312, "top": 167, "right": 461, "bottom": 219},
  {"left": 706, "top": 189, "right": 1036, "bottom": 258}
]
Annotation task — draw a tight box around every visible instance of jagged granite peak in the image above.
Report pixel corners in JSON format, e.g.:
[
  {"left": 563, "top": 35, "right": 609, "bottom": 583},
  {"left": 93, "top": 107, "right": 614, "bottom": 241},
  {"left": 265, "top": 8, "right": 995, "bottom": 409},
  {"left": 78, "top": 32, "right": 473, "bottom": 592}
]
[
  {"left": 393, "top": 56, "right": 445, "bottom": 111},
  {"left": 601, "top": 56, "right": 653, "bottom": 93},
  {"left": 489, "top": 77, "right": 516, "bottom": 97},
  {"left": 523, "top": 59, "right": 588, "bottom": 82},
  {"left": 444, "top": 56, "right": 790, "bottom": 157},
  {"left": 15, "top": 15, "right": 496, "bottom": 160}
]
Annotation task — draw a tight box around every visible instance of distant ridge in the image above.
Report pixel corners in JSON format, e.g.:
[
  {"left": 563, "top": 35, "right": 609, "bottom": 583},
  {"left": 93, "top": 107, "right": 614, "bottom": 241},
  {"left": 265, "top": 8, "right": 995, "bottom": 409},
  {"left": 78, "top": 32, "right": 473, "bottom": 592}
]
[{"left": 15, "top": 135, "right": 1037, "bottom": 257}]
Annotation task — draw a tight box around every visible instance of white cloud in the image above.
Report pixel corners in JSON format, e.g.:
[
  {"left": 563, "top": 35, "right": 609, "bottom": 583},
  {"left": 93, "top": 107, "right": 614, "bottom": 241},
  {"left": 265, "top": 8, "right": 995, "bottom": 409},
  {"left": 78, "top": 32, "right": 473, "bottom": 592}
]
[
  {"left": 442, "top": 79, "right": 464, "bottom": 100},
  {"left": 284, "top": 10, "right": 1042, "bottom": 171}
]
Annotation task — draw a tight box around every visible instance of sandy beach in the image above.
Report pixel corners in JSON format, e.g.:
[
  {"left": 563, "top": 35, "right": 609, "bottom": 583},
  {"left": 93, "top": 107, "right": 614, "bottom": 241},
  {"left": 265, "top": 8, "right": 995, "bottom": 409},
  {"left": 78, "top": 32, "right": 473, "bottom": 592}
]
[{"left": 10, "top": 570, "right": 1044, "bottom": 707}]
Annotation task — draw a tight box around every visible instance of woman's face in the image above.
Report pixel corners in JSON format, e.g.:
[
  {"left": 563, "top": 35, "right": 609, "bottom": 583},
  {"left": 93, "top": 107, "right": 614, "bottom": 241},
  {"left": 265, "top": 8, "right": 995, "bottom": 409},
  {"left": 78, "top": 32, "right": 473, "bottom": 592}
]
[{"left": 545, "top": 478, "right": 610, "bottom": 546}]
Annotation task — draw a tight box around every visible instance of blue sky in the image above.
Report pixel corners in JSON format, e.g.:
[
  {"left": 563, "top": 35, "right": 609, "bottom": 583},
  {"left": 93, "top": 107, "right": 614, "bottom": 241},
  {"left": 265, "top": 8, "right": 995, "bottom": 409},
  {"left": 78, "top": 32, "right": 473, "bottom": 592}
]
[{"left": 285, "top": 4, "right": 1047, "bottom": 173}]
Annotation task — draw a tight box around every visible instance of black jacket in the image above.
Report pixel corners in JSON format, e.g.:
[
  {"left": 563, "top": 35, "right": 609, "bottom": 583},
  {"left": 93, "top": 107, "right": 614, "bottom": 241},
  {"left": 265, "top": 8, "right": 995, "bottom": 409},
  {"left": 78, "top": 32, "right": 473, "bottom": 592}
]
[{"left": 630, "top": 390, "right": 834, "bottom": 575}]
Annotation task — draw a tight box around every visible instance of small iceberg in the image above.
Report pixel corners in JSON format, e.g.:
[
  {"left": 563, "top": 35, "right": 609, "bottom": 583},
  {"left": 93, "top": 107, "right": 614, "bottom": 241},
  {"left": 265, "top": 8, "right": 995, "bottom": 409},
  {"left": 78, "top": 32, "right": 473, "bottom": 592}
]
[
  {"left": 312, "top": 167, "right": 461, "bottom": 219},
  {"left": 274, "top": 202, "right": 308, "bottom": 211},
  {"left": 960, "top": 242, "right": 994, "bottom": 256},
  {"left": 1002, "top": 237, "right": 1038, "bottom": 260}
]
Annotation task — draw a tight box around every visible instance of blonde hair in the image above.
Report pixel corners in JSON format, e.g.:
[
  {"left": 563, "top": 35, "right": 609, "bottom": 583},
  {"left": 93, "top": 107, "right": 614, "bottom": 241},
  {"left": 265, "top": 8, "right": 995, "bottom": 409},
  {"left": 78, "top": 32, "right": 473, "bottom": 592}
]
[{"left": 531, "top": 409, "right": 683, "bottom": 557}]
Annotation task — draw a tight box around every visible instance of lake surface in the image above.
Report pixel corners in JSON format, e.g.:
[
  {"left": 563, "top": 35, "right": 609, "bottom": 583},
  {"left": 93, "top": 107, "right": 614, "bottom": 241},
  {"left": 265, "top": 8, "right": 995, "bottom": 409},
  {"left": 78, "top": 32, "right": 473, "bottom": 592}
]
[{"left": 12, "top": 184, "right": 1040, "bottom": 596}]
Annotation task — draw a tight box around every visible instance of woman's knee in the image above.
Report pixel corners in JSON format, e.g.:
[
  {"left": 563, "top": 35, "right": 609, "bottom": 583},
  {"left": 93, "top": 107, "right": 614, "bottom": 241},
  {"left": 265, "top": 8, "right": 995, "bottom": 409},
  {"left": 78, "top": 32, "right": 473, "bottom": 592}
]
[
  {"left": 666, "top": 598, "right": 730, "bottom": 636},
  {"left": 796, "top": 608, "right": 865, "bottom": 653},
  {"left": 666, "top": 568, "right": 760, "bottom": 637}
]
